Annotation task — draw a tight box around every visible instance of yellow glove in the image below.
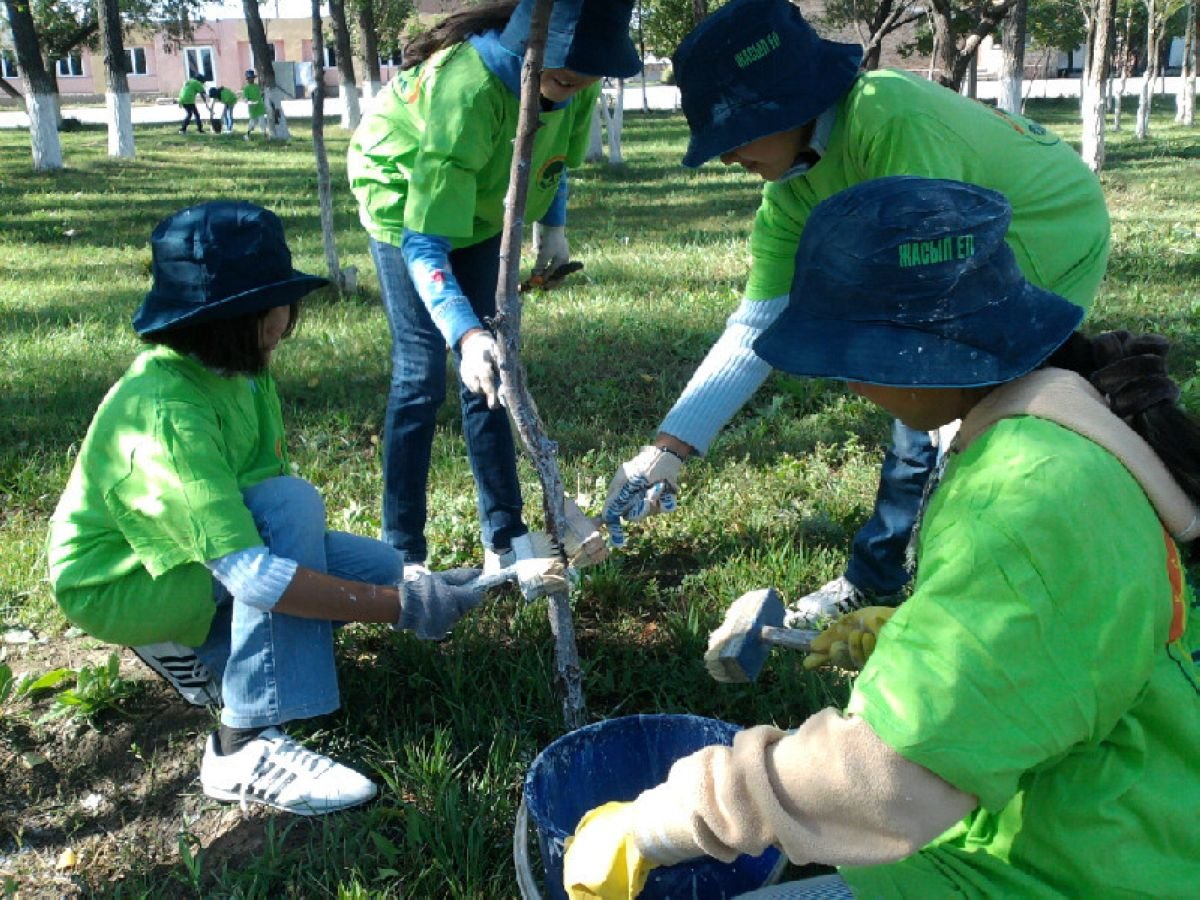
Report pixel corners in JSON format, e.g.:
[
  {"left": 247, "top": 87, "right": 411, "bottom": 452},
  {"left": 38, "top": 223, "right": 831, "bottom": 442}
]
[
  {"left": 562, "top": 801, "right": 655, "bottom": 900},
  {"left": 803, "top": 606, "right": 896, "bottom": 671}
]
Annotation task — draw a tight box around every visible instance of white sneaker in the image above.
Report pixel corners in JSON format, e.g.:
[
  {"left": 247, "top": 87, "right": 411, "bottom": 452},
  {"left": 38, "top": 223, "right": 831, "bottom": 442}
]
[
  {"left": 784, "top": 576, "right": 871, "bottom": 628},
  {"left": 200, "top": 728, "right": 377, "bottom": 815},
  {"left": 130, "top": 641, "right": 222, "bottom": 707}
]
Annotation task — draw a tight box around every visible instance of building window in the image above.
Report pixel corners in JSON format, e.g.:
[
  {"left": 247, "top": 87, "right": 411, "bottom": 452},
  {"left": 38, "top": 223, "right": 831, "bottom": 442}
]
[
  {"left": 57, "top": 54, "right": 84, "bottom": 77},
  {"left": 1, "top": 55, "right": 17, "bottom": 79},
  {"left": 379, "top": 50, "right": 403, "bottom": 67},
  {"left": 126, "top": 47, "right": 148, "bottom": 76},
  {"left": 323, "top": 45, "right": 336, "bottom": 68},
  {"left": 184, "top": 46, "right": 214, "bottom": 82}
]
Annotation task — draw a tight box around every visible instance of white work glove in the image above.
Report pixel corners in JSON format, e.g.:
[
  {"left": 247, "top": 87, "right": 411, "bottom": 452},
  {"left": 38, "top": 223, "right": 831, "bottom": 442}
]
[
  {"left": 460, "top": 330, "right": 501, "bottom": 409},
  {"left": 395, "top": 567, "right": 485, "bottom": 640},
  {"left": 603, "top": 445, "right": 683, "bottom": 548},
  {"left": 506, "top": 533, "right": 570, "bottom": 601},
  {"left": 532, "top": 222, "right": 570, "bottom": 277}
]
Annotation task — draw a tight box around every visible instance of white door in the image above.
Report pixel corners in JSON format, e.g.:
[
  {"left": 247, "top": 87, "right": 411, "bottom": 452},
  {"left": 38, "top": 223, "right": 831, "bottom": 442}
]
[{"left": 184, "top": 46, "right": 215, "bottom": 82}]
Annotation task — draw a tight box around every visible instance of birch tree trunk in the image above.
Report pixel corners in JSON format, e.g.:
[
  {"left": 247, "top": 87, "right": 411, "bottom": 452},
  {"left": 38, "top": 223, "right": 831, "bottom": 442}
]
[
  {"left": 243, "top": 0, "right": 291, "bottom": 141},
  {"left": 1112, "top": 6, "right": 1134, "bottom": 129},
  {"left": 310, "top": 0, "right": 351, "bottom": 295},
  {"left": 1081, "top": 0, "right": 1115, "bottom": 170},
  {"left": 1135, "top": 1, "right": 1163, "bottom": 139},
  {"left": 328, "top": 0, "right": 360, "bottom": 130},
  {"left": 998, "top": 0, "right": 1027, "bottom": 113},
  {"left": 492, "top": 0, "right": 587, "bottom": 730},
  {"left": 3, "top": 0, "right": 62, "bottom": 170},
  {"left": 355, "top": 0, "right": 383, "bottom": 101},
  {"left": 1177, "top": 0, "right": 1197, "bottom": 124},
  {"left": 97, "top": 0, "right": 134, "bottom": 158}
]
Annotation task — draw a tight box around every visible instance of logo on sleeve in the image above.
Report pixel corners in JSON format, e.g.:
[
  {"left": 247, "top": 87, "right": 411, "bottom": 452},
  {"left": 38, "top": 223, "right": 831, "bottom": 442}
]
[{"left": 537, "top": 156, "right": 567, "bottom": 192}]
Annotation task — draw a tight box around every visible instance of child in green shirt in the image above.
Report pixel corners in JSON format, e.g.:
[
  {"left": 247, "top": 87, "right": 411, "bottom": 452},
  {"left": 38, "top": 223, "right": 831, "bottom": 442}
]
[{"left": 177, "top": 73, "right": 206, "bottom": 133}]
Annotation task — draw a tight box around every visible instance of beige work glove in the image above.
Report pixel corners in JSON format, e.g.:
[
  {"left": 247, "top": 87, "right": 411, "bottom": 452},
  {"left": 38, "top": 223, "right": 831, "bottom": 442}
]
[{"left": 460, "top": 331, "right": 500, "bottom": 409}]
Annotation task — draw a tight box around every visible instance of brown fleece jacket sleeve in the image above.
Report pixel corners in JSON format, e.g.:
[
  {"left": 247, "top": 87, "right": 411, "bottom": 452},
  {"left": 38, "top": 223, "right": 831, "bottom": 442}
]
[{"left": 629, "top": 709, "right": 976, "bottom": 867}]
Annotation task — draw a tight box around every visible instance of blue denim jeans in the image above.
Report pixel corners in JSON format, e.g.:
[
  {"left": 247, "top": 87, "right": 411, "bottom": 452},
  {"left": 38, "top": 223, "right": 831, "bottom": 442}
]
[
  {"left": 194, "top": 476, "right": 404, "bottom": 729},
  {"left": 844, "top": 420, "right": 938, "bottom": 597},
  {"left": 369, "top": 235, "right": 526, "bottom": 563}
]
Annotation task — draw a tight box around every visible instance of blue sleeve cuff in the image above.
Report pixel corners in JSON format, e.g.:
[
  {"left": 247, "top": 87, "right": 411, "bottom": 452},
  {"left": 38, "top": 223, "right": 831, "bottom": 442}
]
[
  {"left": 539, "top": 170, "right": 569, "bottom": 227},
  {"left": 401, "top": 228, "right": 482, "bottom": 347}
]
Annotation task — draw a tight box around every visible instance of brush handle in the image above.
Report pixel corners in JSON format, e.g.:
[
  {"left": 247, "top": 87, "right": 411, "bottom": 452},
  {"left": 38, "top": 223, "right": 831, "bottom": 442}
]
[{"left": 760, "top": 625, "right": 819, "bottom": 652}]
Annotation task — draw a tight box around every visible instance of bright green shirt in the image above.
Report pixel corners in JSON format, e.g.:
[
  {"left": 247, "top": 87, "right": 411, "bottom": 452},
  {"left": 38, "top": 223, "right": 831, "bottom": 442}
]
[
  {"left": 346, "top": 42, "right": 598, "bottom": 248},
  {"left": 843, "top": 417, "right": 1200, "bottom": 896},
  {"left": 47, "top": 346, "right": 287, "bottom": 646},
  {"left": 216, "top": 87, "right": 237, "bottom": 106},
  {"left": 178, "top": 78, "right": 205, "bottom": 105},
  {"left": 747, "top": 70, "right": 1110, "bottom": 308},
  {"left": 243, "top": 82, "right": 266, "bottom": 118}
]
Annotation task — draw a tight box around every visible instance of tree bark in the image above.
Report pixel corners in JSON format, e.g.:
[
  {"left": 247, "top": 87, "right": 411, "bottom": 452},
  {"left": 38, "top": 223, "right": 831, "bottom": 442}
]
[
  {"left": 1081, "top": 0, "right": 1115, "bottom": 170},
  {"left": 243, "top": 0, "right": 291, "bottom": 140},
  {"left": 492, "top": 0, "right": 586, "bottom": 730},
  {"left": 998, "top": 0, "right": 1027, "bottom": 113},
  {"left": 310, "top": 0, "right": 350, "bottom": 295},
  {"left": 355, "top": 0, "right": 382, "bottom": 100},
  {"left": 928, "top": 0, "right": 1017, "bottom": 90},
  {"left": 327, "top": 0, "right": 360, "bottom": 129},
  {"left": 1176, "top": 0, "right": 1197, "bottom": 124},
  {"left": 96, "top": 0, "right": 134, "bottom": 158},
  {"left": 603, "top": 79, "right": 625, "bottom": 164},
  {"left": 585, "top": 96, "right": 604, "bottom": 162},
  {"left": 691, "top": 0, "right": 708, "bottom": 25},
  {"left": 4, "top": 0, "right": 62, "bottom": 170},
  {"left": 1135, "top": 0, "right": 1164, "bottom": 139}
]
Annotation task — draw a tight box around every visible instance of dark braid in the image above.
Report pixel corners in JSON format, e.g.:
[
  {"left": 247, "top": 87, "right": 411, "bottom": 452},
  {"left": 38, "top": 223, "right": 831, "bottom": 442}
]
[
  {"left": 402, "top": 1, "right": 520, "bottom": 70},
  {"left": 1046, "top": 331, "right": 1200, "bottom": 508}
]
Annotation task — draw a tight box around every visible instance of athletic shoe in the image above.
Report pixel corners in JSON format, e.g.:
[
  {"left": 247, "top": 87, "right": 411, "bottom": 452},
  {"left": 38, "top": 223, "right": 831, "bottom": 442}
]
[
  {"left": 200, "top": 728, "right": 377, "bottom": 815},
  {"left": 783, "top": 576, "right": 872, "bottom": 628},
  {"left": 130, "top": 641, "right": 222, "bottom": 707}
]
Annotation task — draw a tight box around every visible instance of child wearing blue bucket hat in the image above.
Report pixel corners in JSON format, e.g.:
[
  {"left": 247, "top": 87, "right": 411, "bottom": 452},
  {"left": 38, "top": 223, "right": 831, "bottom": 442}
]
[
  {"left": 45, "top": 201, "right": 540, "bottom": 816},
  {"left": 566, "top": 177, "right": 1200, "bottom": 898},
  {"left": 348, "top": 0, "right": 638, "bottom": 589},
  {"left": 603, "top": 0, "right": 1111, "bottom": 627}
]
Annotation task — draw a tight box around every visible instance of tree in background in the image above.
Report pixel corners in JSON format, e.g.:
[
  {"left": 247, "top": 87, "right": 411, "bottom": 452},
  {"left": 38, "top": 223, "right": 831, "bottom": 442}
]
[
  {"left": 4, "top": 0, "right": 62, "bottom": 169},
  {"left": 1175, "top": 0, "right": 1196, "bottom": 123},
  {"left": 640, "top": 0, "right": 728, "bottom": 57},
  {"left": 327, "top": 0, "right": 359, "bottom": 128},
  {"left": 349, "top": 0, "right": 412, "bottom": 101},
  {"left": 1081, "top": 0, "right": 1116, "bottom": 169},
  {"left": 926, "top": 0, "right": 1019, "bottom": 89},
  {"left": 823, "top": 0, "right": 925, "bottom": 70},
  {"left": 96, "top": 0, "right": 133, "bottom": 157},
  {"left": 243, "top": 0, "right": 290, "bottom": 140},
  {"left": 998, "top": 0, "right": 1027, "bottom": 111},
  {"left": 1135, "top": 0, "right": 1185, "bottom": 137}
]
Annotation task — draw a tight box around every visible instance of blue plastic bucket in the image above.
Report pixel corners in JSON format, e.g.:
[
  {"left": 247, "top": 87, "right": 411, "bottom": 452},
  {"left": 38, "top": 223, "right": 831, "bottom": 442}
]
[{"left": 523, "top": 714, "right": 783, "bottom": 899}]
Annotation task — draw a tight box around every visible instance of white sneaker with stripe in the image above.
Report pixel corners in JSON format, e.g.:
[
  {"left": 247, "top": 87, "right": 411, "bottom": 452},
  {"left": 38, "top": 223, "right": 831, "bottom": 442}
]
[{"left": 200, "top": 728, "right": 377, "bottom": 815}]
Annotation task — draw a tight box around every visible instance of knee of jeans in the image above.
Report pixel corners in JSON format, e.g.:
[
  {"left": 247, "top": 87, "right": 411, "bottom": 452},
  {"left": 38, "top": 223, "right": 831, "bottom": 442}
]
[{"left": 245, "top": 475, "right": 326, "bottom": 528}]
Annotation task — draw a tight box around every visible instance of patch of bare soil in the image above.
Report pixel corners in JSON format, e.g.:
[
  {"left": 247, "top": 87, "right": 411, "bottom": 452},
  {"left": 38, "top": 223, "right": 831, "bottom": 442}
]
[{"left": 0, "top": 637, "right": 294, "bottom": 897}]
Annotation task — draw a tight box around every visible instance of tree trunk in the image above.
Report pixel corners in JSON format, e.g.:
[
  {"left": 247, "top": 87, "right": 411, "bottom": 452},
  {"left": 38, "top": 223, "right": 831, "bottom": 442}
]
[
  {"left": 310, "top": 0, "right": 350, "bottom": 295},
  {"left": 96, "top": 0, "right": 134, "bottom": 158},
  {"left": 1112, "top": 5, "right": 1134, "bottom": 129},
  {"left": 1177, "top": 0, "right": 1197, "bottom": 124},
  {"left": 998, "top": 0, "right": 1027, "bottom": 113},
  {"left": 243, "top": 0, "right": 291, "bottom": 141},
  {"left": 638, "top": 0, "right": 648, "bottom": 113},
  {"left": 604, "top": 79, "right": 625, "bottom": 164},
  {"left": 492, "top": 0, "right": 586, "bottom": 730},
  {"left": 1136, "top": 4, "right": 1162, "bottom": 139},
  {"left": 355, "top": 0, "right": 382, "bottom": 100},
  {"left": 1082, "top": 0, "right": 1115, "bottom": 170},
  {"left": 4, "top": 0, "right": 62, "bottom": 170},
  {"left": 585, "top": 96, "right": 604, "bottom": 162},
  {"left": 327, "top": 0, "right": 360, "bottom": 130},
  {"left": 691, "top": 0, "right": 707, "bottom": 25}
]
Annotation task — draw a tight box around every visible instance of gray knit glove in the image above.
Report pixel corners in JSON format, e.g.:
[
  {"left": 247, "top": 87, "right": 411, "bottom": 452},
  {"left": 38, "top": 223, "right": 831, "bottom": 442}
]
[{"left": 395, "top": 568, "right": 484, "bottom": 640}]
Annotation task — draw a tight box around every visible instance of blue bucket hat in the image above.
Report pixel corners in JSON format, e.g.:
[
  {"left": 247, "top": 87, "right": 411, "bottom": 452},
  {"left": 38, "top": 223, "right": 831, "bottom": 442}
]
[
  {"left": 752, "top": 177, "right": 1085, "bottom": 388},
  {"left": 674, "top": 0, "right": 863, "bottom": 168},
  {"left": 499, "top": 0, "right": 640, "bottom": 79},
  {"left": 133, "top": 201, "right": 328, "bottom": 336}
]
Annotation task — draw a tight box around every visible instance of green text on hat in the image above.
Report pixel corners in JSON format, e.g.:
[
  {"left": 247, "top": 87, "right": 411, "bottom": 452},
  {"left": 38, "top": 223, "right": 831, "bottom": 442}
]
[{"left": 735, "top": 31, "right": 781, "bottom": 68}]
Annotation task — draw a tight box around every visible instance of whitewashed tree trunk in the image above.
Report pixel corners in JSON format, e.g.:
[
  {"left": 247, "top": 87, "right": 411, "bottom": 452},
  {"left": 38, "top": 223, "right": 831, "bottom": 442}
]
[
  {"left": 97, "top": 0, "right": 134, "bottom": 158},
  {"left": 998, "top": 0, "right": 1027, "bottom": 113},
  {"left": 27, "top": 90, "right": 63, "bottom": 170},
  {"left": 1177, "top": 0, "right": 1196, "bottom": 123},
  {"left": 105, "top": 91, "right": 135, "bottom": 157},
  {"left": 1081, "top": 0, "right": 1114, "bottom": 171},
  {"left": 340, "top": 81, "right": 361, "bottom": 129},
  {"left": 585, "top": 95, "right": 604, "bottom": 162},
  {"left": 605, "top": 79, "right": 625, "bottom": 164},
  {"left": 363, "top": 79, "right": 382, "bottom": 101},
  {"left": 266, "top": 85, "right": 292, "bottom": 141}
]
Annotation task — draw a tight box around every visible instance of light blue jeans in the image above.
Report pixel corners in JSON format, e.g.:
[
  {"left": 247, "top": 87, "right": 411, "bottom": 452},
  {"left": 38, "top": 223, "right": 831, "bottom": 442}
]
[{"left": 194, "top": 476, "right": 404, "bottom": 729}]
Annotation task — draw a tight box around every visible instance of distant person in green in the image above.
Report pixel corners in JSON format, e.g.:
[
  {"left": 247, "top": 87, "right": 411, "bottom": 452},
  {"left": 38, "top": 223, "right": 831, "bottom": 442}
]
[
  {"left": 177, "top": 72, "right": 206, "bottom": 133},
  {"left": 242, "top": 69, "right": 268, "bottom": 141},
  {"left": 208, "top": 85, "right": 238, "bottom": 135}
]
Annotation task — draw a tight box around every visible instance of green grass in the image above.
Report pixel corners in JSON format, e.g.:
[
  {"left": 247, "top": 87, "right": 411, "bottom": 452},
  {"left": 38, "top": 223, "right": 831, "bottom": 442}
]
[{"left": 1, "top": 99, "right": 1198, "bottom": 894}]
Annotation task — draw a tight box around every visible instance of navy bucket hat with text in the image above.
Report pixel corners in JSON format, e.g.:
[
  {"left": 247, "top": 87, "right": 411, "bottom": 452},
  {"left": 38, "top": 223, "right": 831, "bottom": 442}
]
[
  {"left": 674, "top": 0, "right": 863, "bottom": 168},
  {"left": 753, "top": 177, "right": 1084, "bottom": 388},
  {"left": 500, "top": 0, "right": 640, "bottom": 79},
  {"left": 133, "top": 201, "right": 328, "bottom": 336}
]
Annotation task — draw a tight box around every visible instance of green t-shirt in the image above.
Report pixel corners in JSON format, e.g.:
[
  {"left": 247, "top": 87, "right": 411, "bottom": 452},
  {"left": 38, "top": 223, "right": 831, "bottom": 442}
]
[
  {"left": 347, "top": 42, "right": 598, "bottom": 248},
  {"left": 47, "top": 346, "right": 288, "bottom": 646},
  {"left": 842, "top": 417, "right": 1200, "bottom": 896},
  {"left": 747, "top": 70, "right": 1110, "bottom": 309},
  {"left": 243, "top": 82, "right": 266, "bottom": 118},
  {"left": 178, "top": 78, "right": 204, "bottom": 105},
  {"left": 217, "top": 87, "right": 238, "bottom": 106}
]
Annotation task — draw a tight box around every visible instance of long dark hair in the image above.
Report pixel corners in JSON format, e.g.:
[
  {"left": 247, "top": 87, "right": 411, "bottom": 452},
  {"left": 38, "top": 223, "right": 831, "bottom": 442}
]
[
  {"left": 402, "top": 1, "right": 519, "bottom": 70},
  {"left": 1045, "top": 331, "right": 1200, "bottom": 510},
  {"left": 145, "top": 304, "right": 300, "bottom": 376}
]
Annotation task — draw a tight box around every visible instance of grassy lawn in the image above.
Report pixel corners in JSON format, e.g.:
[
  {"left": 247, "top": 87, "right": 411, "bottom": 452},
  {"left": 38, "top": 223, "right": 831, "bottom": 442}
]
[{"left": 0, "top": 97, "right": 1198, "bottom": 894}]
